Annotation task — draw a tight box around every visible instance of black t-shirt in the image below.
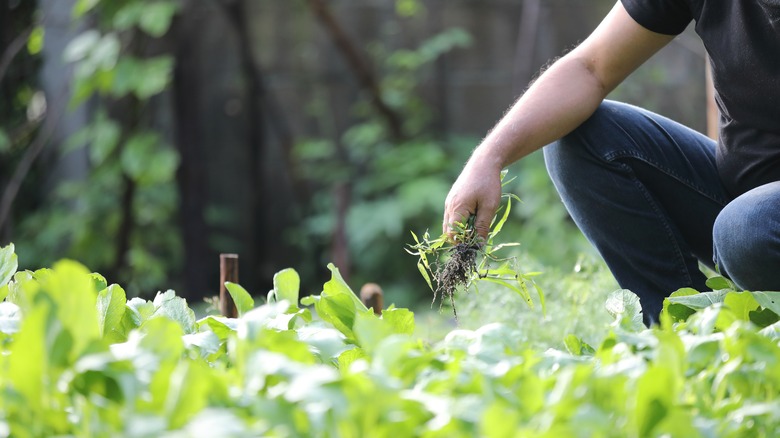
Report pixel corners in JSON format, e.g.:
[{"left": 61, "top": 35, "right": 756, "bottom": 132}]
[{"left": 621, "top": 0, "right": 780, "bottom": 198}]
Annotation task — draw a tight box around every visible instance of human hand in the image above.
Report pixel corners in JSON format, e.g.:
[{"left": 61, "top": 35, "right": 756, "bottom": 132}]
[{"left": 442, "top": 158, "right": 502, "bottom": 242}]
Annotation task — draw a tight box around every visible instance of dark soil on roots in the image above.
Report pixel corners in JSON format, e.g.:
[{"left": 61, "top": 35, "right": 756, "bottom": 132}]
[{"left": 434, "top": 243, "right": 478, "bottom": 321}]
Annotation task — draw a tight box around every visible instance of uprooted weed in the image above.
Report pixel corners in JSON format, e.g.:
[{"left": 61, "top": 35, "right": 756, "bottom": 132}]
[
  {"left": 432, "top": 242, "right": 479, "bottom": 321},
  {"left": 407, "top": 182, "right": 545, "bottom": 323}
]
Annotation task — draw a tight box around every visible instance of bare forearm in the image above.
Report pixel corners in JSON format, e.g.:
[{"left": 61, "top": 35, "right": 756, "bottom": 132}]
[{"left": 469, "top": 54, "right": 609, "bottom": 171}]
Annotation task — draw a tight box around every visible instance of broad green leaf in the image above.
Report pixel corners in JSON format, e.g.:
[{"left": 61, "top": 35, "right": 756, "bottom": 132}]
[
  {"left": 748, "top": 307, "right": 780, "bottom": 328},
  {"left": 605, "top": 289, "right": 644, "bottom": 331},
  {"left": 354, "top": 310, "right": 392, "bottom": 353},
  {"left": 759, "top": 320, "right": 780, "bottom": 340},
  {"left": 43, "top": 260, "right": 100, "bottom": 356},
  {"left": 337, "top": 347, "right": 367, "bottom": 370},
  {"left": 224, "top": 282, "right": 254, "bottom": 316},
  {"left": 634, "top": 366, "right": 675, "bottom": 437},
  {"left": 8, "top": 304, "right": 48, "bottom": 413},
  {"left": 152, "top": 290, "right": 197, "bottom": 334},
  {"left": 97, "top": 284, "right": 127, "bottom": 343},
  {"left": 273, "top": 268, "right": 300, "bottom": 305},
  {"left": 296, "top": 325, "right": 349, "bottom": 361},
  {"left": 662, "top": 288, "right": 699, "bottom": 322},
  {"left": 225, "top": 281, "right": 255, "bottom": 316},
  {"left": 165, "top": 361, "right": 213, "bottom": 429},
  {"left": 752, "top": 292, "right": 780, "bottom": 316},
  {"left": 666, "top": 290, "right": 729, "bottom": 310},
  {"left": 723, "top": 291, "right": 759, "bottom": 322},
  {"left": 199, "top": 315, "right": 238, "bottom": 340},
  {"left": 706, "top": 275, "right": 737, "bottom": 291},
  {"left": 481, "top": 401, "right": 521, "bottom": 438},
  {"left": 139, "top": 2, "right": 178, "bottom": 37},
  {"left": 0, "top": 243, "right": 18, "bottom": 288},
  {"left": 90, "top": 272, "right": 108, "bottom": 292},
  {"left": 127, "top": 297, "right": 156, "bottom": 325},
  {"left": 382, "top": 307, "right": 415, "bottom": 335},
  {"left": 563, "top": 334, "right": 594, "bottom": 355},
  {"left": 182, "top": 331, "right": 220, "bottom": 358},
  {"left": 140, "top": 317, "right": 185, "bottom": 360},
  {"left": 312, "top": 264, "right": 368, "bottom": 339}
]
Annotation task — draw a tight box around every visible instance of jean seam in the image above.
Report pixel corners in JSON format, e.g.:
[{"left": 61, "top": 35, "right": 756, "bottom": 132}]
[
  {"left": 603, "top": 150, "right": 726, "bottom": 206},
  {"left": 619, "top": 161, "right": 696, "bottom": 286}
]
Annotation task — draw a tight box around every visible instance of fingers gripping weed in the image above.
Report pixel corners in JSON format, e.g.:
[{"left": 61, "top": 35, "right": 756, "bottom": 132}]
[{"left": 408, "top": 175, "right": 545, "bottom": 322}]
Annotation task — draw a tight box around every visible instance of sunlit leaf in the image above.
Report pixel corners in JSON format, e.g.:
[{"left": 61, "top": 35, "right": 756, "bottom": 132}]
[
  {"left": 224, "top": 282, "right": 254, "bottom": 316},
  {"left": 723, "top": 291, "right": 759, "bottom": 322},
  {"left": 152, "top": 290, "right": 197, "bottom": 334},
  {"left": 606, "top": 289, "right": 644, "bottom": 332},
  {"left": 0, "top": 243, "right": 18, "bottom": 288},
  {"left": 752, "top": 292, "right": 780, "bottom": 316},
  {"left": 273, "top": 268, "right": 300, "bottom": 305},
  {"left": 97, "top": 284, "right": 127, "bottom": 343}
]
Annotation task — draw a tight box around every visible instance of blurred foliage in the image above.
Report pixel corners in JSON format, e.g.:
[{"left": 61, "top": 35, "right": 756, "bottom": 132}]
[
  {"left": 4, "top": 0, "right": 601, "bottom": 306},
  {"left": 12, "top": 0, "right": 182, "bottom": 297},
  {"left": 292, "top": 3, "right": 595, "bottom": 308},
  {"left": 291, "top": 10, "right": 474, "bottom": 305}
]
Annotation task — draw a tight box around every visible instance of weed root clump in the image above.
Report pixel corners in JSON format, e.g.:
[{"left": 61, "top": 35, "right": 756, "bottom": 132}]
[{"left": 434, "top": 243, "right": 478, "bottom": 320}]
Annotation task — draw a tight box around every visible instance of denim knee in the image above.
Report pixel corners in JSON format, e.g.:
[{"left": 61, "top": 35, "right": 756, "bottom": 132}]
[{"left": 713, "top": 183, "right": 780, "bottom": 290}]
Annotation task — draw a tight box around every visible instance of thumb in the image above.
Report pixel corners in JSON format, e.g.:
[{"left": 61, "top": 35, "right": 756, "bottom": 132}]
[{"left": 473, "top": 202, "right": 497, "bottom": 242}]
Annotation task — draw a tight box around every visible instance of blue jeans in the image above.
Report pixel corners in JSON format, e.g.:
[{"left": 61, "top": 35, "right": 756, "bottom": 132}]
[{"left": 543, "top": 100, "right": 780, "bottom": 323}]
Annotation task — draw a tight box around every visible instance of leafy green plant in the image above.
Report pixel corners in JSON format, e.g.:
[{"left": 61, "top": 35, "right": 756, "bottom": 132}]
[
  {"left": 2, "top": 242, "right": 780, "bottom": 436},
  {"left": 407, "top": 173, "right": 544, "bottom": 320}
]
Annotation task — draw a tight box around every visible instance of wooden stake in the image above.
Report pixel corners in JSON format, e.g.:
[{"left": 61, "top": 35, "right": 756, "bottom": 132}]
[
  {"left": 220, "top": 254, "right": 239, "bottom": 318},
  {"left": 360, "top": 283, "right": 384, "bottom": 316}
]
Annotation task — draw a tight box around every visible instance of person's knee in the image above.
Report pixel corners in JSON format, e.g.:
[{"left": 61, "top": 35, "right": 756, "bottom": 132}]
[{"left": 713, "top": 190, "right": 780, "bottom": 290}]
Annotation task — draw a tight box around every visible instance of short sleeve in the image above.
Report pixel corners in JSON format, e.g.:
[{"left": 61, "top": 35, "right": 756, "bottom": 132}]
[{"left": 620, "top": 0, "right": 693, "bottom": 35}]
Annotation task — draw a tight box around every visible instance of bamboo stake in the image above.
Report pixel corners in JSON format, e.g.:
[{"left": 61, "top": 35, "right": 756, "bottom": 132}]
[{"left": 220, "top": 254, "right": 239, "bottom": 318}]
